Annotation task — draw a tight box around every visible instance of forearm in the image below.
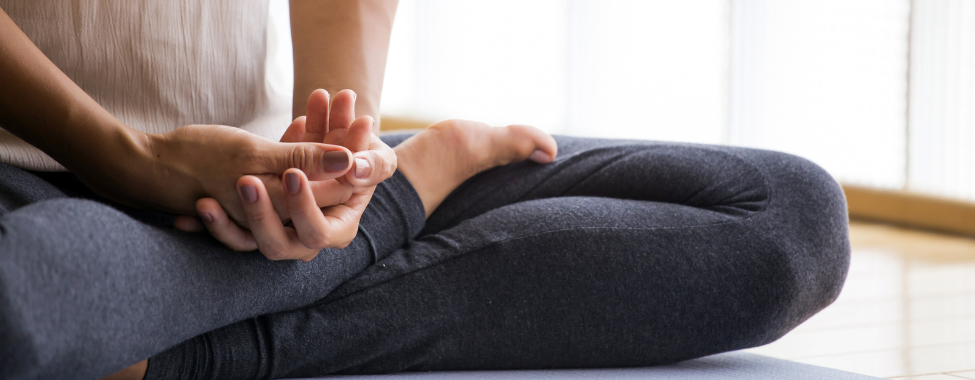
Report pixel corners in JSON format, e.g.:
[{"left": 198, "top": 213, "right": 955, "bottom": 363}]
[
  {"left": 0, "top": 8, "right": 145, "bottom": 178},
  {"left": 289, "top": 0, "right": 398, "bottom": 131}
]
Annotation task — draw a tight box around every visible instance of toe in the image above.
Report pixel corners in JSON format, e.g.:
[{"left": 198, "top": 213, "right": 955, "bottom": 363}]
[{"left": 503, "top": 124, "right": 558, "bottom": 164}]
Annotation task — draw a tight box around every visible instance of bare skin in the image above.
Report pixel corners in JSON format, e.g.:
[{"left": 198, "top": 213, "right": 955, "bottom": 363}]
[
  {"left": 3, "top": 1, "right": 557, "bottom": 377},
  {"left": 102, "top": 118, "right": 558, "bottom": 380},
  {"left": 395, "top": 120, "right": 557, "bottom": 216},
  {"left": 0, "top": 7, "right": 400, "bottom": 261},
  {"left": 290, "top": 0, "right": 399, "bottom": 131}
]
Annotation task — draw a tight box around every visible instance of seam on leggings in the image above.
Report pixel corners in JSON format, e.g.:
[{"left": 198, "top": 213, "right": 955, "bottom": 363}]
[
  {"left": 675, "top": 143, "right": 773, "bottom": 214},
  {"left": 356, "top": 225, "right": 380, "bottom": 265},
  {"left": 316, "top": 146, "right": 778, "bottom": 307},
  {"left": 552, "top": 148, "right": 637, "bottom": 201},
  {"left": 548, "top": 144, "right": 771, "bottom": 216},
  {"left": 315, "top": 204, "right": 774, "bottom": 307},
  {"left": 439, "top": 143, "right": 771, "bottom": 230},
  {"left": 438, "top": 148, "right": 630, "bottom": 230}
]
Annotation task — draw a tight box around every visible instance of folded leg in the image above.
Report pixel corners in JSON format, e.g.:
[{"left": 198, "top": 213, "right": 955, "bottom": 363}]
[
  {"left": 0, "top": 165, "right": 425, "bottom": 380},
  {"left": 146, "top": 137, "right": 850, "bottom": 379}
]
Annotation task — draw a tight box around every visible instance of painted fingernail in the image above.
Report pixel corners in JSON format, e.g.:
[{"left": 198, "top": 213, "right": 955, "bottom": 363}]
[
  {"left": 322, "top": 151, "right": 350, "bottom": 172},
  {"left": 285, "top": 172, "right": 300, "bottom": 194},
  {"left": 239, "top": 184, "right": 258, "bottom": 203},
  {"left": 529, "top": 150, "right": 552, "bottom": 163},
  {"left": 200, "top": 212, "right": 213, "bottom": 223},
  {"left": 354, "top": 158, "right": 371, "bottom": 178}
]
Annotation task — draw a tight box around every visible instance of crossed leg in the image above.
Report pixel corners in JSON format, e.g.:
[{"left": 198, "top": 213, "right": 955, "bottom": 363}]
[{"left": 144, "top": 134, "right": 851, "bottom": 379}]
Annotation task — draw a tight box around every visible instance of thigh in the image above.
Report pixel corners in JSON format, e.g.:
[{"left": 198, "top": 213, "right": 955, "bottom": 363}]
[
  {"left": 0, "top": 166, "right": 424, "bottom": 380},
  {"left": 0, "top": 163, "right": 69, "bottom": 215},
  {"left": 147, "top": 141, "right": 851, "bottom": 379}
]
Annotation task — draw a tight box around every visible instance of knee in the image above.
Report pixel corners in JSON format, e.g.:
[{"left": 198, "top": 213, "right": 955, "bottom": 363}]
[
  {"left": 739, "top": 150, "right": 851, "bottom": 344},
  {"left": 745, "top": 234, "right": 850, "bottom": 348}
]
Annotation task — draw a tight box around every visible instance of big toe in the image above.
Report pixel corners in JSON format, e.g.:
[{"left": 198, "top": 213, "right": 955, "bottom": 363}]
[{"left": 500, "top": 124, "right": 558, "bottom": 164}]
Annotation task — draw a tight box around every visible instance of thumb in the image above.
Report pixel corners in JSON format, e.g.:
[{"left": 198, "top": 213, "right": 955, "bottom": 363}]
[{"left": 265, "top": 142, "right": 353, "bottom": 181}]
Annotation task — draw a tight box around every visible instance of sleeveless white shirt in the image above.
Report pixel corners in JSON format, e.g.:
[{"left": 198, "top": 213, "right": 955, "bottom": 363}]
[{"left": 0, "top": 0, "right": 293, "bottom": 171}]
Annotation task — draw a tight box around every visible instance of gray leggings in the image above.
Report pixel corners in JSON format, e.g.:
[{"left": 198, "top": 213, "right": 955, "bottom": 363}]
[{"left": 0, "top": 134, "right": 850, "bottom": 380}]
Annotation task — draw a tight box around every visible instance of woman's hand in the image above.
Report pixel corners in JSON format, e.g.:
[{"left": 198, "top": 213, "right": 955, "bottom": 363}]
[
  {"left": 120, "top": 124, "right": 354, "bottom": 223},
  {"left": 175, "top": 89, "right": 397, "bottom": 261}
]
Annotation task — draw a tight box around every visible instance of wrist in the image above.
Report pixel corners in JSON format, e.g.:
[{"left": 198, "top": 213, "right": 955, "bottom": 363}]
[{"left": 68, "top": 122, "right": 153, "bottom": 204}]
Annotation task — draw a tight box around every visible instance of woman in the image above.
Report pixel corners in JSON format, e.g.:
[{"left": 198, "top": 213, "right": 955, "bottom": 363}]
[{"left": 0, "top": 1, "right": 851, "bottom": 380}]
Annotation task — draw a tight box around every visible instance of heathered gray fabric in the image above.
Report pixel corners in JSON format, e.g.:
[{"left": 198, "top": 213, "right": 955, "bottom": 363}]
[
  {"left": 141, "top": 134, "right": 851, "bottom": 380},
  {"left": 0, "top": 164, "right": 425, "bottom": 380}
]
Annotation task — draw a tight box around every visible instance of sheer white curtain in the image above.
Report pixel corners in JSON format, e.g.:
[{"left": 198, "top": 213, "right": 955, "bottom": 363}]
[
  {"left": 381, "top": 0, "right": 911, "bottom": 188},
  {"left": 383, "top": 0, "right": 729, "bottom": 144},
  {"left": 729, "top": 0, "right": 910, "bottom": 189},
  {"left": 908, "top": 0, "right": 975, "bottom": 200},
  {"left": 271, "top": 0, "right": 975, "bottom": 202}
]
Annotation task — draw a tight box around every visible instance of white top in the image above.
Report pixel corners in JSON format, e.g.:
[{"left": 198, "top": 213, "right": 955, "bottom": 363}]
[{"left": 0, "top": 0, "right": 293, "bottom": 171}]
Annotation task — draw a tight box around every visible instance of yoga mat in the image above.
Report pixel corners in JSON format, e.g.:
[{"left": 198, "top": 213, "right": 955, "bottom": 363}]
[{"left": 291, "top": 351, "right": 882, "bottom": 380}]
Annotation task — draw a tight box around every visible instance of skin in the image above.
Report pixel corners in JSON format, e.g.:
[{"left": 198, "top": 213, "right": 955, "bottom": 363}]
[
  {"left": 105, "top": 115, "right": 558, "bottom": 380},
  {"left": 0, "top": 1, "right": 559, "bottom": 379},
  {"left": 290, "top": 0, "right": 398, "bottom": 132},
  {"left": 0, "top": 6, "right": 397, "bottom": 260}
]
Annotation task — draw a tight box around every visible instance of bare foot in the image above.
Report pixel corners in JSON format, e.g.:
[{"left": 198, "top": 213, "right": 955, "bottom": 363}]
[{"left": 394, "top": 119, "right": 558, "bottom": 216}]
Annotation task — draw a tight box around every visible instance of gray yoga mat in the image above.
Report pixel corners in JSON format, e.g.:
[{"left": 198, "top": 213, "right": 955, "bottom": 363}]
[{"left": 291, "top": 351, "right": 882, "bottom": 380}]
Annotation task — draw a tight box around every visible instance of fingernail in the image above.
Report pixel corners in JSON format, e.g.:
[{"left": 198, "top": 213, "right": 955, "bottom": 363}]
[
  {"left": 239, "top": 184, "right": 258, "bottom": 203},
  {"left": 322, "top": 151, "right": 350, "bottom": 172},
  {"left": 285, "top": 172, "right": 300, "bottom": 194},
  {"left": 354, "top": 158, "right": 371, "bottom": 178},
  {"left": 200, "top": 212, "right": 213, "bottom": 223},
  {"left": 529, "top": 150, "right": 552, "bottom": 163}
]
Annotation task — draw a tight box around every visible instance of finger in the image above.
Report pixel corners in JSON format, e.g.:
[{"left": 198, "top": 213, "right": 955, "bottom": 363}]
[
  {"left": 344, "top": 116, "right": 373, "bottom": 152},
  {"left": 196, "top": 198, "right": 258, "bottom": 251},
  {"left": 173, "top": 215, "right": 205, "bottom": 232},
  {"left": 237, "top": 176, "right": 317, "bottom": 260},
  {"left": 265, "top": 142, "right": 353, "bottom": 181},
  {"left": 347, "top": 133, "right": 398, "bottom": 188},
  {"left": 328, "top": 89, "right": 356, "bottom": 133},
  {"left": 279, "top": 116, "right": 306, "bottom": 143},
  {"left": 303, "top": 89, "right": 330, "bottom": 142},
  {"left": 321, "top": 127, "right": 348, "bottom": 146},
  {"left": 315, "top": 203, "right": 362, "bottom": 251},
  {"left": 507, "top": 124, "right": 558, "bottom": 163},
  {"left": 342, "top": 116, "right": 373, "bottom": 185},
  {"left": 283, "top": 169, "right": 337, "bottom": 251},
  {"left": 348, "top": 147, "right": 397, "bottom": 187},
  {"left": 308, "top": 179, "right": 355, "bottom": 207}
]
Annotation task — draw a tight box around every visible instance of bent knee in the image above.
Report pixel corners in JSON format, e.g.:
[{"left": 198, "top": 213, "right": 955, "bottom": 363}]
[{"left": 732, "top": 151, "right": 851, "bottom": 345}]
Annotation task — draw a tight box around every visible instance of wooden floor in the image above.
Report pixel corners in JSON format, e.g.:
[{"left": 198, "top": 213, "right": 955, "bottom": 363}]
[{"left": 746, "top": 221, "right": 975, "bottom": 379}]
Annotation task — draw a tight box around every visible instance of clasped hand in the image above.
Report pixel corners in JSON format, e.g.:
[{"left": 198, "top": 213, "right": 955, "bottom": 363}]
[{"left": 133, "top": 89, "right": 394, "bottom": 261}]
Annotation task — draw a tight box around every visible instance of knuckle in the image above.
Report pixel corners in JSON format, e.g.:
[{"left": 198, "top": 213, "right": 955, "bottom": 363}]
[
  {"left": 303, "top": 231, "right": 331, "bottom": 249},
  {"left": 247, "top": 211, "right": 269, "bottom": 224},
  {"left": 262, "top": 245, "right": 290, "bottom": 261},
  {"left": 374, "top": 150, "right": 397, "bottom": 178},
  {"left": 289, "top": 145, "right": 317, "bottom": 170},
  {"left": 384, "top": 153, "right": 397, "bottom": 178}
]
